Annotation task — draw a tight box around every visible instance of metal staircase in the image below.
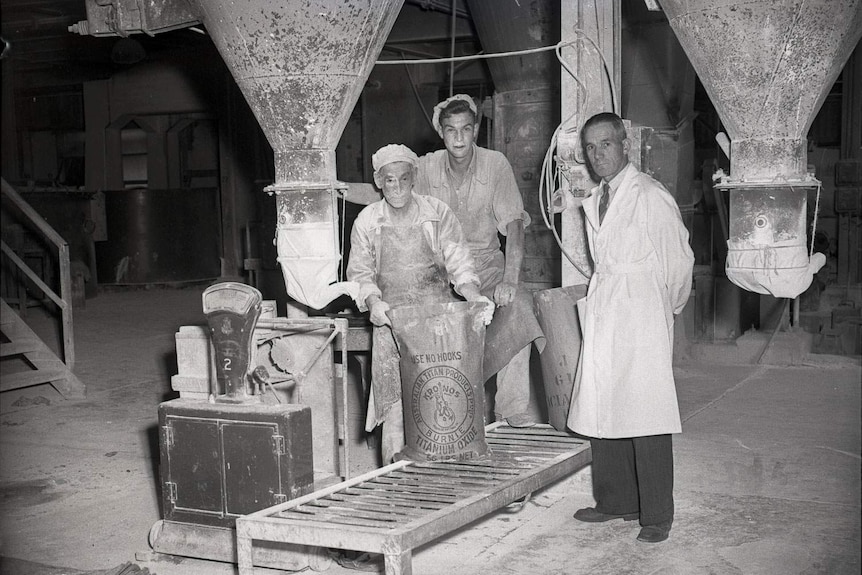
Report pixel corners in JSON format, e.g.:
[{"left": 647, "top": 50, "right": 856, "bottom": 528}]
[{"left": 1, "top": 177, "right": 86, "bottom": 399}]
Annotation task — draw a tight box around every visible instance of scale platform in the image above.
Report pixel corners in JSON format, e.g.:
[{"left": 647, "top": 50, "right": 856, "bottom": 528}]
[{"left": 236, "top": 423, "right": 592, "bottom": 575}]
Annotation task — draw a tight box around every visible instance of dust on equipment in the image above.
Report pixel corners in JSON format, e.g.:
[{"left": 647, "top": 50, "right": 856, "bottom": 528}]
[
  {"left": 68, "top": 1, "right": 594, "bottom": 572},
  {"left": 661, "top": 0, "right": 862, "bottom": 300},
  {"left": 151, "top": 282, "right": 351, "bottom": 571}
]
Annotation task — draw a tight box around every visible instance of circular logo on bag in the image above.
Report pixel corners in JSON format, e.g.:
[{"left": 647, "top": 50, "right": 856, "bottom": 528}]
[{"left": 411, "top": 366, "right": 477, "bottom": 455}]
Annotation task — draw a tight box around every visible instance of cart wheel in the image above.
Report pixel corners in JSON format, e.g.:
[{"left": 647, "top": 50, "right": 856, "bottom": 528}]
[
  {"left": 308, "top": 546, "right": 333, "bottom": 572},
  {"left": 148, "top": 520, "right": 164, "bottom": 549}
]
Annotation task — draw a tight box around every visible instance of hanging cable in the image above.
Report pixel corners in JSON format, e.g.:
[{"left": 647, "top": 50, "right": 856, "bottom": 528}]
[
  {"left": 376, "top": 41, "right": 574, "bottom": 65},
  {"left": 534, "top": 31, "right": 619, "bottom": 279},
  {"left": 448, "top": 0, "right": 456, "bottom": 96},
  {"left": 568, "top": 29, "right": 618, "bottom": 115},
  {"left": 338, "top": 187, "right": 348, "bottom": 282},
  {"left": 808, "top": 182, "right": 822, "bottom": 258},
  {"left": 401, "top": 55, "right": 435, "bottom": 131}
]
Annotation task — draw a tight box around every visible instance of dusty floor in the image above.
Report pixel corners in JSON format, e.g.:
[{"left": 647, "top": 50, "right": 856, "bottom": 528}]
[{"left": 1, "top": 285, "right": 860, "bottom": 575}]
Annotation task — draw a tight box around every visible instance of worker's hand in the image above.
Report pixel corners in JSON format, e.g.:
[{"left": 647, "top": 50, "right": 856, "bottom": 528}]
[
  {"left": 463, "top": 289, "right": 495, "bottom": 326},
  {"left": 369, "top": 300, "right": 391, "bottom": 327},
  {"left": 474, "top": 295, "right": 495, "bottom": 325},
  {"left": 493, "top": 281, "right": 517, "bottom": 307}
]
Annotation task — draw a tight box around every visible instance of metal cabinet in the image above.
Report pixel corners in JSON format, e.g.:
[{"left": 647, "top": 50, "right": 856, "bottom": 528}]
[{"left": 158, "top": 399, "right": 313, "bottom": 527}]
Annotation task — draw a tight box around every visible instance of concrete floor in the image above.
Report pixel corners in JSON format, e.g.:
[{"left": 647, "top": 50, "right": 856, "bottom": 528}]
[{"left": 1, "top": 286, "right": 860, "bottom": 575}]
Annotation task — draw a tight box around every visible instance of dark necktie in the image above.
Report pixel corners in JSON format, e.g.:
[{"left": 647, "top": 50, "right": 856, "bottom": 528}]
[{"left": 598, "top": 182, "right": 610, "bottom": 224}]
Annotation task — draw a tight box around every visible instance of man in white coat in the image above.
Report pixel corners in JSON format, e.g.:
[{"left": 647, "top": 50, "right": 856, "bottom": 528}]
[{"left": 567, "top": 112, "right": 694, "bottom": 543}]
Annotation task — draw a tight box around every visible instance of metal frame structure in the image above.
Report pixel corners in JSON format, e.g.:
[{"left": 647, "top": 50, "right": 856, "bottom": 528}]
[
  {"left": 256, "top": 316, "right": 351, "bottom": 480},
  {"left": 236, "top": 424, "right": 591, "bottom": 575}
]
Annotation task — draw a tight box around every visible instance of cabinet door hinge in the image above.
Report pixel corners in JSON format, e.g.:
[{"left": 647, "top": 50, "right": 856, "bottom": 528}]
[
  {"left": 165, "top": 481, "right": 177, "bottom": 503},
  {"left": 271, "top": 434, "right": 285, "bottom": 456},
  {"left": 162, "top": 424, "right": 173, "bottom": 448}
]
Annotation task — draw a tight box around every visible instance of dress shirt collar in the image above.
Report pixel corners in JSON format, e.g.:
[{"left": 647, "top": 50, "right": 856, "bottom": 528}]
[{"left": 601, "top": 162, "right": 632, "bottom": 201}]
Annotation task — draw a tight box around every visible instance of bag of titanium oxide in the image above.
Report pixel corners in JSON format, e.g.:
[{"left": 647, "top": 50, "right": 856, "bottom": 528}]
[{"left": 388, "top": 301, "right": 489, "bottom": 462}]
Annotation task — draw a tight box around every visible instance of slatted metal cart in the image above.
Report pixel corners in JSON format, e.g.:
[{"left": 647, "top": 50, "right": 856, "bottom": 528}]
[{"left": 236, "top": 423, "right": 591, "bottom": 575}]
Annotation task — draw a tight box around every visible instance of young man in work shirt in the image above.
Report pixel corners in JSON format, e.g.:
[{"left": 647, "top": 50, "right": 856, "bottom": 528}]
[{"left": 415, "top": 94, "right": 545, "bottom": 428}]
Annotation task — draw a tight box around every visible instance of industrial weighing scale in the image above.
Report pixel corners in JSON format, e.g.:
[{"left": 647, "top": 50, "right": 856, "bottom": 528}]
[{"left": 149, "top": 282, "right": 351, "bottom": 571}]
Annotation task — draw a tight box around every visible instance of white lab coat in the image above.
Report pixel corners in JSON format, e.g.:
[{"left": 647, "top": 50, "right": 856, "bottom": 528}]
[{"left": 567, "top": 164, "right": 694, "bottom": 438}]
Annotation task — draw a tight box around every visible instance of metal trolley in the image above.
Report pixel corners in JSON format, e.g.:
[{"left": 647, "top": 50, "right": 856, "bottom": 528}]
[{"left": 236, "top": 423, "right": 591, "bottom": 575}]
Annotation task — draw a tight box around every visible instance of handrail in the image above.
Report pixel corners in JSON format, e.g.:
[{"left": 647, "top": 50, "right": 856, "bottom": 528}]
[
  {"left": 0, "top": 177, "right": 75, "bottom": 369},
  {"left": 2, "top": 179, "right": 68, "bottom": 246}
]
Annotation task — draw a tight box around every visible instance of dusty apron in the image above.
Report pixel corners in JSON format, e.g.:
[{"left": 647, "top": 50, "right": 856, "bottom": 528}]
[
  {"left": 475, "top": 250, "right": 545, "bottom": 381},
  {"left": 367, "top": 224, "right": 454, "bottom": 430}
]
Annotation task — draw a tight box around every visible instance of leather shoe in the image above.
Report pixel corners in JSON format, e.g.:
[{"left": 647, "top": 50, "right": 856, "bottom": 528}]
[
  {"left": 637, "top": 521, "right": 672, "bottom": 543},
  {"left": 573, "top": 507, "right": 639, "bottom": 523}
]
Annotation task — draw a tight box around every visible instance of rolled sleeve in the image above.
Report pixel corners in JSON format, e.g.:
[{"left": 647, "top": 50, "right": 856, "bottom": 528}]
[{"left": 489, "top": 153, "right": 528, "bottom": 235}]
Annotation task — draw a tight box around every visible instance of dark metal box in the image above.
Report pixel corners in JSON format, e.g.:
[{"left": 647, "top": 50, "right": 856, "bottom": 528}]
[{"left": 158, "top": 398, "right": 313, "bottom": 527}]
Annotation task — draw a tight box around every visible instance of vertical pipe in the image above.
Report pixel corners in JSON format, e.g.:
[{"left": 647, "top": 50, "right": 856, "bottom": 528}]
[
  {"left": 449, "top": 0, "right": 457, "bottom": 96},
  {"left": 360, "top": 92, "right": 369, "bottom": 183}
]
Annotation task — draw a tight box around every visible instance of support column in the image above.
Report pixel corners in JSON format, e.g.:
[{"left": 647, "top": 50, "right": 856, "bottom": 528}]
[{"left": 558, "top": 0, "right": 620, "bottom": 287}]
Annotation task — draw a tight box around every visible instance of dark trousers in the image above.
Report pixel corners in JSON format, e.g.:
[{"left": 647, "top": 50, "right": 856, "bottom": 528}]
[{"left": 590, "top": 434, "right": 674, "bottom": 526}]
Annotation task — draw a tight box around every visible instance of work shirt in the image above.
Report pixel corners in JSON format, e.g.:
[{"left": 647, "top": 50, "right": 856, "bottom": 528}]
[
  {"left": 417, "top": 144, "right": 544, "bottom": 380},
  {"left": 568, "top": 163, "right": 694, "bottom": 438},
  {"left": 417, "top": 145, "right": 529, "bottom": 284},
  {"left": 347, "top": 193, "right": 480, "bottom": 311}
]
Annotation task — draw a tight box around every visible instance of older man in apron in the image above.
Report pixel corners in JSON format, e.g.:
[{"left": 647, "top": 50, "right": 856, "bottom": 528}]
[{"left": 347, "top": 144, "right": 494, "bottom": 464}]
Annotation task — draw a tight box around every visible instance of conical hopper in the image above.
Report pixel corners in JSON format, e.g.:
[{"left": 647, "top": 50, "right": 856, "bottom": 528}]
[
  {"left": 188, "top": 0, "right": 402, "bottom": 185},
  {"left": 660, "top": 0, "right": 862, "bottom": 183},
  {"left": 659, "top": 0, "right": 861, "bottom": 299},
  {"left": 185, "top": 0, "right": 403, "bottom": 310}
]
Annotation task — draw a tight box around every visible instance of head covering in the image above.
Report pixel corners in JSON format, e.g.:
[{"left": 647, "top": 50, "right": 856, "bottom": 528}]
[
  {"left": 432, "top": 94, "right": 478, "bottom": 133},
  {"left": 371, "top": 144, "right": 419, "bottom": 173}
]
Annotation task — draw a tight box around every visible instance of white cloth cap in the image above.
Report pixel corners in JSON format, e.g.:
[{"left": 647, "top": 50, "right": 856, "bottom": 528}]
[
  {"left": 432, "top": 94, "right": 478, "bottom": 133},
  {"left": 372, "top": 144, "right": 419, "bottom": 173}
]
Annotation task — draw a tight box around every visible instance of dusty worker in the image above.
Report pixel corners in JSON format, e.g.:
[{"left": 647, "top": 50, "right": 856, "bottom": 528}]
[
  {"left": 346, "top": 143, "right": 494, "bottom": 464},
  {"left": 565, "top": 112, "right": 695, "bottom": 543},
  {"left": 415, "top": 94, "right": 545, "bottom": 429}
]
